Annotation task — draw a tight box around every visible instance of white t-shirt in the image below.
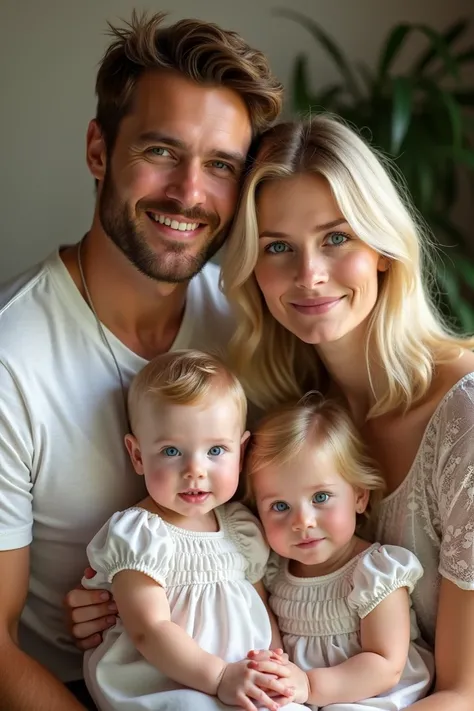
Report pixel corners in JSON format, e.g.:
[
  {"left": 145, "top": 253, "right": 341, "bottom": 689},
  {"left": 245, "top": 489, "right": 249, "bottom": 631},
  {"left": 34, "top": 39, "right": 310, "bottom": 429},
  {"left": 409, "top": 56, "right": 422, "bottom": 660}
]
[{"left": 0, "top": 250, "right": 235, "bottom": 683}]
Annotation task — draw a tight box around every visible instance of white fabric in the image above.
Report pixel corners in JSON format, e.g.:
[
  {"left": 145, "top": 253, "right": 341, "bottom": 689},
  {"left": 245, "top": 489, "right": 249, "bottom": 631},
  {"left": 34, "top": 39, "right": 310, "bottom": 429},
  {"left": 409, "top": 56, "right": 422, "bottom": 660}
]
[
  {"left": 375, "top": 373, "right": 474, "bottom": 648},
  {"left": 0, "top": 250, "right": 235, "bottom": 682},
  {"left": 83, "top": 502, "right": 306, "bottom": 711},
  {"left": 265, "top": 544, "right": 434, "bottom": 710}
]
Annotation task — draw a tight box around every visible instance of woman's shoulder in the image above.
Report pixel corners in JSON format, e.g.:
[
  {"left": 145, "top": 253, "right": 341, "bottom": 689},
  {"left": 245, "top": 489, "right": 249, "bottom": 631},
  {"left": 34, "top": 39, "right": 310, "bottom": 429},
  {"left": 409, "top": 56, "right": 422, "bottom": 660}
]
[{"left": 427, "top": 358, "right": 474, "bottom": 430}]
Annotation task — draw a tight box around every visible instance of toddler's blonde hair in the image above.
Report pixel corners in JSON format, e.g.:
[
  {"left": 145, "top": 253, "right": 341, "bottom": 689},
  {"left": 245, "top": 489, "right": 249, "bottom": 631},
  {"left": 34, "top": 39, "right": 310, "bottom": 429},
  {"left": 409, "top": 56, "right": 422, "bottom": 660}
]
[
  {"left": 128, "top": 349, "right": 248, "bottom": 433},
  {"left": 246, "top": 395, "right": 385, "bottom": 521}
]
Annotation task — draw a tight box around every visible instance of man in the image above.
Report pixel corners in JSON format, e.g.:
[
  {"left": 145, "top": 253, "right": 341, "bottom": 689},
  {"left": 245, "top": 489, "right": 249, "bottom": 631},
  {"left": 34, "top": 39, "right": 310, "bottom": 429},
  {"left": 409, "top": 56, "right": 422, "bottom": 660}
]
[{"left": 0, "top": 11, "right": 282, "bottom": 710}]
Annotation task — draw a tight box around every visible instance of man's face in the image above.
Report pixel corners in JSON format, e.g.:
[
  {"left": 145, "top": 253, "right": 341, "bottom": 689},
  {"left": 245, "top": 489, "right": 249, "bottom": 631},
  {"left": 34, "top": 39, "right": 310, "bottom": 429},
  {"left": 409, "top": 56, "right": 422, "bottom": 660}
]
[{"left": 96, "top": 70, "right": 252, "bottom": 283}]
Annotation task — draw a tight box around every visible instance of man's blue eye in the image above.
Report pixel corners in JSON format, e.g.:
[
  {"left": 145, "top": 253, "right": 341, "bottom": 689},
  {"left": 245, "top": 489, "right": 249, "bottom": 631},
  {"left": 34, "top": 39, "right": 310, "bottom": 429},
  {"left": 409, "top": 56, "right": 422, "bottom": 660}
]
[
  {"left": 266, "top": 242, "right": 289, "bottom": 254},
  {"left": 163, "top": 447, "right": 180, "bottom": 457},
  {"left": 149, "top": 147, "right": 170, "bottom": 157},
  {"left": 272, "top": 501, "right": 289, "bottom": 512},
  {"left": 208, "top": 446, "right": 224, "bottom": 456},
  {"left": 312, "top": 492, "right": 329, "bottom": 504}
]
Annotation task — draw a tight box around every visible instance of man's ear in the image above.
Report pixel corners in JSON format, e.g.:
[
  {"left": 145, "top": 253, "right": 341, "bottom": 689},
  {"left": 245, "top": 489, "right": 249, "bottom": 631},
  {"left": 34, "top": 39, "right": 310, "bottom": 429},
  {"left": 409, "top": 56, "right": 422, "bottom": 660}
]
[
  {"left": 124, "top": 433, "right": 144, "bottom": 476},
  {"left": 239, "top": 430, "right": 251, "bottom": 471},
  {"left": 86, "top": 119, "right": 107, "bottom": 182}
]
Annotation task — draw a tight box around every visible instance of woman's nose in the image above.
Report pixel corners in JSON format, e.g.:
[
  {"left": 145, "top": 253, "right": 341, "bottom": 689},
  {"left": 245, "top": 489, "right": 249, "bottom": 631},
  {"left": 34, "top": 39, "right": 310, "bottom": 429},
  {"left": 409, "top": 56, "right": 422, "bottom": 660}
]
[{"left": 294, "top": 253, "right": 329, "bottom": 290}]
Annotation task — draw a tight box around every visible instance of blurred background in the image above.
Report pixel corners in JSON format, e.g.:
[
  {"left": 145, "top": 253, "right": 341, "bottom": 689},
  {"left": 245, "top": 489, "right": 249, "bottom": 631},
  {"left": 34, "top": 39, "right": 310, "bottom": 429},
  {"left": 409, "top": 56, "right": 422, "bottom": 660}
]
[{"left": 1, "top": 0, "right": 473, "bottom": 325}]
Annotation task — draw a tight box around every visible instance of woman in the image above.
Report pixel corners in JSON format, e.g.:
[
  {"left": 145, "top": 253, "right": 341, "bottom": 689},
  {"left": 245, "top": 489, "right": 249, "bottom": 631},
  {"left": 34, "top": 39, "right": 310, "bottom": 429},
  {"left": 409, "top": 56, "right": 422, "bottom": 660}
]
[{"left": 221, "top": 114, "right": 474, "bottom": 709}]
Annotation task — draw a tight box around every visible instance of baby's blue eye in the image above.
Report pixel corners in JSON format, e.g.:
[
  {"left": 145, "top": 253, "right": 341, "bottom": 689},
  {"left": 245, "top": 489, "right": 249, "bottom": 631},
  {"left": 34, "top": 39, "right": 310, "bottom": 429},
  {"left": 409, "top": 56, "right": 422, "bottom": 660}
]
[
  {"left": 208, "top": 446, "right": 224, "bottom": 456},
  {"left": 326, "top": 232, "right": 348, "bottom": 246},
  {"left": 272, "top": 501, "right": 289, "bottom": 512},
  {"left": 163, "top": 447, "right": 181, "bottom": 457},
  {"left": 266, "top": 242, "right": 289, "bottom": 254},
  {"left": 312, "top": 492, "right": 329, "bottom": 504}
]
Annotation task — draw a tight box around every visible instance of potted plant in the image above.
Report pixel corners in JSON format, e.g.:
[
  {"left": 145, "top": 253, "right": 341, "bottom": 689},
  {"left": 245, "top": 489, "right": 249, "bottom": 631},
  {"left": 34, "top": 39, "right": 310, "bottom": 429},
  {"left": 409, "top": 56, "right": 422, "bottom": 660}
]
[{"left": 276, "top": 9, "right": 474, "bottom": 332}]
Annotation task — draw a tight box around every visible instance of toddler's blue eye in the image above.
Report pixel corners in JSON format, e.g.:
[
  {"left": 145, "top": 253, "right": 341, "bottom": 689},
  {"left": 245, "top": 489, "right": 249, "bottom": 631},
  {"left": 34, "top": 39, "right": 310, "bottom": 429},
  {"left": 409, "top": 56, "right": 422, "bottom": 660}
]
[
  {"left": 266, "top": 242, "right": 289, "bottom": 254},
  {"left": 208, "top": 446, "right": 224, "bottom": 456},
  {"left": 272, "top": 501, "right": 289, "bottom": 512},
  {"left": 163, "top": 447, "right": 180, "bottom": 457},
  {"left": 312, "top": 492, "right": 329, "bottom": 504}
]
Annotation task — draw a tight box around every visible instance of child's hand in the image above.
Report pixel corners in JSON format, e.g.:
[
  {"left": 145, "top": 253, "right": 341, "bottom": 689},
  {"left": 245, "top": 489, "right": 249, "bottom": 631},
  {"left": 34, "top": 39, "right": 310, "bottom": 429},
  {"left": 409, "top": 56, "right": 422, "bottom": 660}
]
[
  {"left": 216, "top": 659, "right": 294, "bottom": 711},
  {"left": 247, "top": 659, "right": 310, "bottom": 705},
  {"left": 247, "top": 648, "right": 289, "bottom": 665}
]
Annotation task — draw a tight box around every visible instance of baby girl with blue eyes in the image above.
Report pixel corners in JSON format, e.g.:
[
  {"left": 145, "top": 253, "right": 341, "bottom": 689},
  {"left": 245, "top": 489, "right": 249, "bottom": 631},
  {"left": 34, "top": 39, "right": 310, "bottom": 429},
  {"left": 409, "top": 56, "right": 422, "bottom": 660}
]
[
  {"left": 246, "top": 396, "right": 434, "bottom": 710},
  {"left": 82, "top": 349, "right": 305, "bottom": 711}
]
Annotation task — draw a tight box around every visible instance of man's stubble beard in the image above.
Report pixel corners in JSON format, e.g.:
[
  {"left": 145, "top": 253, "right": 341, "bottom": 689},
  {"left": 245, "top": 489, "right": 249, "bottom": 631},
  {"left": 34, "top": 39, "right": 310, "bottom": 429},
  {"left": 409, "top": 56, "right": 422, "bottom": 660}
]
[{"left": 98, "top": 170, "right": 229, "bottom": 284}]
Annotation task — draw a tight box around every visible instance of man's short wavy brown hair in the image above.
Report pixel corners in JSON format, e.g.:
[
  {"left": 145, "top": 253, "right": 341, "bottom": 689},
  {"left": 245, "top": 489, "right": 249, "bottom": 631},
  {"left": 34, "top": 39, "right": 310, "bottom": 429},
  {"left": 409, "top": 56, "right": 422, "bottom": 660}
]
[{"left": 95, "top": 10, "right": 283, "bottom": 153}]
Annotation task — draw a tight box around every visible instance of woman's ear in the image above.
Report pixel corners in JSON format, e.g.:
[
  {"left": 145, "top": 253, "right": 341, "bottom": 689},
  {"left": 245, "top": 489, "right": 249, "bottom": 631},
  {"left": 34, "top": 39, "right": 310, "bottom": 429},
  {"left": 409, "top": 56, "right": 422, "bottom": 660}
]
[
  {"left": 377, "top": 255, "right": 390, "bottom": 273},
  {"left": 124, "top": 434, "right": 144, "bottom": 476}
]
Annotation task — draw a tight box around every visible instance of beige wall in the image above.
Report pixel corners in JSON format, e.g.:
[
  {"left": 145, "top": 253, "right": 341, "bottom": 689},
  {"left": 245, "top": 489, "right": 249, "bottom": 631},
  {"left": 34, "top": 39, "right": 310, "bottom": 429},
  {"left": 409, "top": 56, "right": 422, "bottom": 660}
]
[{"left": 1, "top": 0, "right": 473, "bottom": 281}]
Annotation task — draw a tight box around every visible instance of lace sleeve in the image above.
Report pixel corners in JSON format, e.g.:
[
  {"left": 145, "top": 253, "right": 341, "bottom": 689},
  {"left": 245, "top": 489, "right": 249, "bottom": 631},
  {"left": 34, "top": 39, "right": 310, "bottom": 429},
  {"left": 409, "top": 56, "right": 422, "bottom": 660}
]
[{"left": 433, "top": 376, "right": 474, "bottom": 589}]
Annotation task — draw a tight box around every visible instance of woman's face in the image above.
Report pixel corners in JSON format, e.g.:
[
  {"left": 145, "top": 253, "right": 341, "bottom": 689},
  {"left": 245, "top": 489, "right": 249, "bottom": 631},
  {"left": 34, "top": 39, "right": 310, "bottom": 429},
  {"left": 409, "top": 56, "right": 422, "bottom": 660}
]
[{"left": 254, "top": 173, "right": 388, "bottom": 347}]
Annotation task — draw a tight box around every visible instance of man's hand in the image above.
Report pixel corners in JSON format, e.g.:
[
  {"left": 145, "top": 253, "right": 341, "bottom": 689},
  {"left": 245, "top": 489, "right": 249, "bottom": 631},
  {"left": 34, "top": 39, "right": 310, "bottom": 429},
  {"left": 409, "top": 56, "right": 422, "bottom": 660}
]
[
  {"left": 63, "top": 568, "right": 117, "bottom": 650},
  {"left": 216, "top": 659, "right": 294, "bottom": 711}
]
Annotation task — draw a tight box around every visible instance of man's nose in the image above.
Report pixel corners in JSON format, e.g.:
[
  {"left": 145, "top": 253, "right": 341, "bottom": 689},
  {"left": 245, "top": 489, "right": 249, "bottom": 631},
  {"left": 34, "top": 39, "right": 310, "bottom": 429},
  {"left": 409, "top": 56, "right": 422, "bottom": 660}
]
[{"left": 164, "top": 159, "right": 206, "bottom": 209}]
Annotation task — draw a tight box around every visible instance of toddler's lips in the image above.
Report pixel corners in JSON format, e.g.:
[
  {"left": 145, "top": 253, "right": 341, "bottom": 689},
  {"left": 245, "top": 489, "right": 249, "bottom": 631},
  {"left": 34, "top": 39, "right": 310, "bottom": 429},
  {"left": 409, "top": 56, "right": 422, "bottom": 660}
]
[{"left": 179, "top": 491, "right": 210, "bottom": 504}]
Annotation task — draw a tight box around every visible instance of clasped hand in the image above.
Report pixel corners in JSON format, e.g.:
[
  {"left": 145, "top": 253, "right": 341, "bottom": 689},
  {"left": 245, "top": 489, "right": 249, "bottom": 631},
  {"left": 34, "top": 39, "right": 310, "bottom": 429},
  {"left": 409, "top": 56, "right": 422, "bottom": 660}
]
[{"left": 217, "top": 650, "right": 296, "bottom": 711}]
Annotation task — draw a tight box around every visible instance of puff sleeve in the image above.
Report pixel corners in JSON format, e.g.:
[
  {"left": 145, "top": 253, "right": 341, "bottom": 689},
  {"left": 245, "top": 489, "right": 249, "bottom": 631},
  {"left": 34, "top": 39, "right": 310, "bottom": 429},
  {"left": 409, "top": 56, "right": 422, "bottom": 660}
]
[
  {"left": 348, "top": 545, "right": 423, "bottom": 618},
  {"left": 224, "top": 502, "right": 270, "bottom": 583},
  {"left": 263, "top": 552, "right": 282, "bottom": 593},
  {"left": 82, "top": 508, "right": 174, "bottom": 592}
]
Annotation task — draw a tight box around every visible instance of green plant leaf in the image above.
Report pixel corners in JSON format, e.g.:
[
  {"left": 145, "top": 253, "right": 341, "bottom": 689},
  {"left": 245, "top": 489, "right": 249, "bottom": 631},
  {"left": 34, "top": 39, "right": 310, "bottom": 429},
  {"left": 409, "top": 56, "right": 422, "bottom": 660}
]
[
  {"left": 390, "top": 77, "right": 413, "bottom": 153},
  {"left": 412, "top": 18, "right": 468, "bottom": 74},
  {"left": 453, "top": 90, "right": 474, "bottom": 106},
  {"left": 274, "top": 8, "right": 361, "bottom": 99},
  {"left": 411, "top": 24, "right": 460, "bottom": 79},
  {"left": 422, "top": 80, "right": 463, "bottom": 148},
  {"left": 430, "top": 212, "right": 465, "bottom": 247},
  {"left": 291, "top": 54, "right": 312, "bottom": 112},
  {"left": 356, "top": 62, "right": 375, "bottom": 95},
  {"left": 378, "top": 23, "right": 411, "bottom": 79},
  {"left": 450, "top": 147, "right": 474, "bottom": 169}
]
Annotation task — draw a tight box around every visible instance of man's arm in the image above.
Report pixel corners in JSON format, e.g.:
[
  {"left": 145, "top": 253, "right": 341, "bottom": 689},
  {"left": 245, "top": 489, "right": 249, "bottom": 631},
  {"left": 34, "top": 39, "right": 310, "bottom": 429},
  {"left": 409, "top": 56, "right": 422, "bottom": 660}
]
[{"left": 0, "top": 547, "right": 86, "bottom": 711}]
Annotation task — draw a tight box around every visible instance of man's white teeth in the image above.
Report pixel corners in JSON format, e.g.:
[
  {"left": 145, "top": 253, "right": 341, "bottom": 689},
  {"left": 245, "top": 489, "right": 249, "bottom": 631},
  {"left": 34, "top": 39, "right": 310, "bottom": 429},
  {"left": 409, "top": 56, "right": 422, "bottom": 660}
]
[{"left": 150, "top": 214, "right": 198, "bottom": 231}]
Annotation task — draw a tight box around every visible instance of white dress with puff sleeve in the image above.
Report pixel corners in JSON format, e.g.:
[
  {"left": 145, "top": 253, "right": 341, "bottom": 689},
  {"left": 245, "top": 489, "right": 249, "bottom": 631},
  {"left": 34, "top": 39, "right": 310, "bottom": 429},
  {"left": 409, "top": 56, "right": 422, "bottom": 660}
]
[
  {"left": 82, "top": 502, "right": 306, "bottom": 711},
  {"left": 265, "top": 544, "right": 434, "bottom": 710}
]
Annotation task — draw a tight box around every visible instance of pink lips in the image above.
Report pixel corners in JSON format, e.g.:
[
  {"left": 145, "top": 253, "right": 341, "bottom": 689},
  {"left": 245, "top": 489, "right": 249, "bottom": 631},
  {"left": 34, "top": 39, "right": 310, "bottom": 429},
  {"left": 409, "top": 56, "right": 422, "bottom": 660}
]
[
  {"left": 178, "top": 491, "right": 210, "bottom": 504},
  {"left": 296, "top": 538, "right": 324, "bottom": 548},
  {"left": 290, "top": 296, "right": 344, "bottom": 315}
]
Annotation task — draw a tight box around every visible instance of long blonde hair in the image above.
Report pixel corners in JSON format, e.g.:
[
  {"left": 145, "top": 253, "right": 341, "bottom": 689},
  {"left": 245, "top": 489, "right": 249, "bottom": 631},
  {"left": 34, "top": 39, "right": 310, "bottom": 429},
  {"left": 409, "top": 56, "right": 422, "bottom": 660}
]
[{"left": 221, "top": 115, "right": 474, "bottom": 416}]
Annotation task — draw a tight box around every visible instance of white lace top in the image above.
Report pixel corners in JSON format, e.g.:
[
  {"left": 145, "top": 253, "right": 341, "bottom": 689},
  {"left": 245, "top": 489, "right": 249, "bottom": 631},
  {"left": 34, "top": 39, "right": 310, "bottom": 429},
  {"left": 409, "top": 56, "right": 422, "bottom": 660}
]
[{"left": 375, "top": 373, "right": 474, "bottom": 647}]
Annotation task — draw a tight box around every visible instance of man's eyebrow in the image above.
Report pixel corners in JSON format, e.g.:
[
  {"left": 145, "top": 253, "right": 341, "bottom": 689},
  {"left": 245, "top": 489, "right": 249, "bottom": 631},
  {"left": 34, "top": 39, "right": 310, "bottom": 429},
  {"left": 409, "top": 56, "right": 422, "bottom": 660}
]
[
  {"left": 136, "top": 132, "right": 246, "bottom": 165},
  {"left": 259, "top": 218, "right": 348, "bottom": 239}
]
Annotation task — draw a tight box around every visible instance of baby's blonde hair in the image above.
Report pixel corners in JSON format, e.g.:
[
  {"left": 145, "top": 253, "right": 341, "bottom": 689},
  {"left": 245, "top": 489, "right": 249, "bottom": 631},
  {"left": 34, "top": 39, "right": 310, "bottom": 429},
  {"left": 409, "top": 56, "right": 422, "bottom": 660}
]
[
  {"left": 128, "top": 349, "right": 248, "bottom": 433},
  {"left": 246, "top": 395, "right": 385, "bottom": 521}
]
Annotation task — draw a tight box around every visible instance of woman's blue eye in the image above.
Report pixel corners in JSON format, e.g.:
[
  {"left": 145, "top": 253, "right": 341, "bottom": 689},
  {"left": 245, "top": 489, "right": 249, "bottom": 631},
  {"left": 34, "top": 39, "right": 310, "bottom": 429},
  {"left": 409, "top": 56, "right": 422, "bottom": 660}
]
[
  {"left": 272, "top": 501, "right": 289, "bottom": 512},
  {"left": 266, "top": 242, "right": 289, "bottom": 254},
  {"left": 163, "top": 446, "right": 180, "bottom": 457},
  {"left": 326, "top": 232, "right": 348, "bottom": 246},
  {"left": 312, "top": 492, "right": 329, "bottom": 504},
  {"left": 208, "top": 446, "right": 224, "bottom": 456}
]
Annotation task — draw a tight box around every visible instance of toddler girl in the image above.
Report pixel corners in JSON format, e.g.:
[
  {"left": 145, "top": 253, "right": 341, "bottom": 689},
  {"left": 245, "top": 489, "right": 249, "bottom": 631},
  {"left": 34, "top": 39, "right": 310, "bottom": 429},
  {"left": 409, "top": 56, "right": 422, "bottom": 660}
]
[
  {"left": 246, "top": 397, "right": 434, "bottom": 710},
  {"left": 82, "top": 350, "right": 304, "bottom": 711}
]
